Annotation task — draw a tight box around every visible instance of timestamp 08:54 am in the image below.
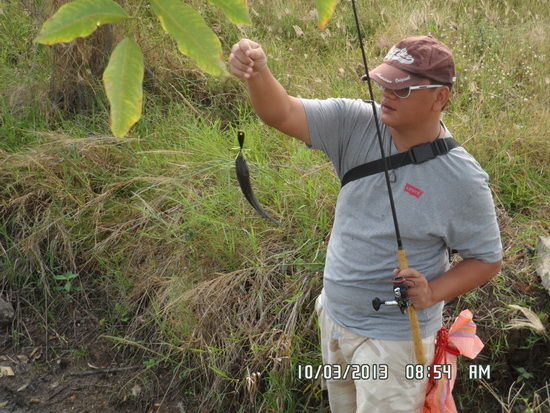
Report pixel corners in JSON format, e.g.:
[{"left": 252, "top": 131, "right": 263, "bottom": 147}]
[
  {"left": 298, "top": 363, "right": 491, "bottom": 381},
  {"left": 297, "top": 364, "right": 454, "bottom": 381}
]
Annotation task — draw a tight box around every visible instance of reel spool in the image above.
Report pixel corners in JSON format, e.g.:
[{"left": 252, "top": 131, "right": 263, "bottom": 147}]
[{"left": 372, "top": 276, "right": 411, "bottom": 315}]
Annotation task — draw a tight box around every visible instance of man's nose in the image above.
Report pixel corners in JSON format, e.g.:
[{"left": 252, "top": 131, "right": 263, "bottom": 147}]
[{"left": 382, "top": 87, "right": 396, "bottom": 99}]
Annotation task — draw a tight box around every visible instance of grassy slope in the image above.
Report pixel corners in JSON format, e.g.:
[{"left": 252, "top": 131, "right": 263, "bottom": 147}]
[{"left": 1, "top": 0, "right": 549, "bottom": 411}]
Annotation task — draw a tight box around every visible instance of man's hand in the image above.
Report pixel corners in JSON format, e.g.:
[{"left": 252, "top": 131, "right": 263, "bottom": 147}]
[
  {"left": 394, "top": 258, "right": 502, "bottom": 311},
  {"left": 229, "top": 39, "right": 267, "bottom": 79},
  {"left": 394, "top": 268, "right": 434, "bottom": 310}
]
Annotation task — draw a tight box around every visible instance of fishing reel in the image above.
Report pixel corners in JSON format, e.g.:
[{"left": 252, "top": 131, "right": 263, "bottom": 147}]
[{"left": 372, "top": 276, "right": 412, "bottom": 315}]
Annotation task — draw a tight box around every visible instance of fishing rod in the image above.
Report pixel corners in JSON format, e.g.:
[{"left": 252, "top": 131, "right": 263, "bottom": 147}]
[{"left": 350, "top": 0, "right": 425, "bottom": 365}]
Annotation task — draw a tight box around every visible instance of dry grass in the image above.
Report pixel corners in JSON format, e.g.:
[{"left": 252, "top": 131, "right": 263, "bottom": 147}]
[{"left": 162, "top": 263, "right": 319, "bottom": 409}]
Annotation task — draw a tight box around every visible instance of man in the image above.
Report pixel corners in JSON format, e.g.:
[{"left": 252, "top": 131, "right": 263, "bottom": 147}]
[{"left": 229, "top": 35, "right": 502, "bottom": 412}]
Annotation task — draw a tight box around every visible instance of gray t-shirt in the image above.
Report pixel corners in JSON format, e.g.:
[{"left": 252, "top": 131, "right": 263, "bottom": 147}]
[{"left": 302, "top": 98, "right": 502, "bottom": 340}]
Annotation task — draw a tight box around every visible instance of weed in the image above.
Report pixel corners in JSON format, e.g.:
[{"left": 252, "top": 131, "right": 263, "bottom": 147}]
[
  {"left": 515, "top": 367, "right": 534, "bottom": 383},
  {"left": 143, "top": 358, "right": 158, "bottom": 370},
  {"left": 70, "top": 346, "right": 91, "bottom": 359},
  {"left": 53, "top": 271, "right": 81, "bottom": 294}
]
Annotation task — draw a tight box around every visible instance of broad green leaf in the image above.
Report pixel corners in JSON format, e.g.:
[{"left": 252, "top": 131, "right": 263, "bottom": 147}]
[
  {"left": 35, "top": 0, "right": 129, "bottom": 45},
  {"left": 207, "top": 0, "right": 252, "bottom": 25},
  {"left": 150, "top": 0, "right": 226, "bottom": 76},
  {"left": 316, "top": 0, "right": 339, "bottom": 30},
  {"left": 103, "top": 38, "right": 144, "bottom": 138}
]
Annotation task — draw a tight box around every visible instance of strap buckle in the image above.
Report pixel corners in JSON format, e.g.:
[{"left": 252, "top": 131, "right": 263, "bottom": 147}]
[
  {"left": 408, "top": 140, "right": 449, "bottom": 164},
  {"left": 408, "top": 142, "right": 436, "bottom": 164}
]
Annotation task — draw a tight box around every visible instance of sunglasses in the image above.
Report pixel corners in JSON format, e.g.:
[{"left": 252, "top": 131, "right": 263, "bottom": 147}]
[{"left": 377, "top": 84, "right": 444, "bottom": 99}]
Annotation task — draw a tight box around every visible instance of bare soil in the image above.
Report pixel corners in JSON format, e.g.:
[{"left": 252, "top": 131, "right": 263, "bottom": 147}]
[{"left": 0, "top": 303, "right": 185, "bottom": 413}]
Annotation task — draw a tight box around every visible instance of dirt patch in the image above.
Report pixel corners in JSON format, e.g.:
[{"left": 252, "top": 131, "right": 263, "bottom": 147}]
[{"left": 0, "top": 304, "right": 186, "bottom": 413}]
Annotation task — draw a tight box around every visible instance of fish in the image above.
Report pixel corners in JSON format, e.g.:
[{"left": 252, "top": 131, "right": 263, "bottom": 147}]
[{"left": 235, "top": 130, "right": 281, "bottom": 225}]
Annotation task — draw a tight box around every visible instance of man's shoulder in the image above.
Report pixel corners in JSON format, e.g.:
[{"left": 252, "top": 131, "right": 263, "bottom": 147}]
[
  {"left": 446, "top": 146, "right": 489, "bottom": 178},
  {"left": 424, "top": 146, "right": 492, "bottom": 203},
  {"left": 301, "top": 97, "right": 376, "bottom": 113}
]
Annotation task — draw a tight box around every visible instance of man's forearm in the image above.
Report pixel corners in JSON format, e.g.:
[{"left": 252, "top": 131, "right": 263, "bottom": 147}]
[
  {"left": 429, "top": 258, "right": 502, "bottom": 304},
  {"left": 246, "top": 67, "right": 294, "bottom": 129},
  {"left": 245, "top": 68, "right": 310, "bottom": 143},
  {"left": 401, "top": 258, "right": 502, "bottom": 310},
  {"left": 230, "top": 39, "right": 309, "bottom": 142}
]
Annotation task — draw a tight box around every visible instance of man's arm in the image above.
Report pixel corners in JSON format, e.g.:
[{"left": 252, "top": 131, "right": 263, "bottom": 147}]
[
  {"left": 229, "top": 39, "right": 311, "bottom": 144},
  {"left": 396, "top": 258, "right": 502, "bottom": 310}
]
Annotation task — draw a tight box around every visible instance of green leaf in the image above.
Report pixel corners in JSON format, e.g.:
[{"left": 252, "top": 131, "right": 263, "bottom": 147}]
[
  {"left": 316, "top": 0, "right": 339, "bottom": 30},
  {"left": 206, "top": 0, "right": 252, "bottom": 25},
  {"left": 149, "top": 0, "right": 226, "bottom": 76},
  {"left": 103, "top": 38, "right": 144, "bottom": 138},
  {"left": 35, "top": 0, "right": 129, "bottom": 45},
  {"left": 64, "top": 271, "right": 79, "bottom": 280},
  {"left": 209, "top": 365, "right": 231, "bottom": 380}
]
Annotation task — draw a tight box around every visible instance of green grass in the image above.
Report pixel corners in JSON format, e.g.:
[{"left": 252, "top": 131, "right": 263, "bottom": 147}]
[{"left": 1, "top": 0, "right": 549, "bottom": 411}]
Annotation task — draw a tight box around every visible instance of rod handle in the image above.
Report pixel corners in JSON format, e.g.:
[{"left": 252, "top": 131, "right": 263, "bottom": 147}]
[
  {"left": 409, "top": 306, "right": 426, "bottom": 365},
  {"left": 398, "top": 249, "right": 427, "bottom": 365}
]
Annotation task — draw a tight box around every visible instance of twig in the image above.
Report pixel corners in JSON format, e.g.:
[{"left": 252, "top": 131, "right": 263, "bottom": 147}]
[
  {"left": 68, "top": 365, "right": 142, "bottom": 377},
  {"left": 46, "top": 385, "right": 68, "bottom": 402}
]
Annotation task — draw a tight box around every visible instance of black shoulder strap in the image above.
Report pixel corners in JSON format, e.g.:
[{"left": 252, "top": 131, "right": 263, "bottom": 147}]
[{"left": 341, "top": 137, "right": 460, "bottom": 187}]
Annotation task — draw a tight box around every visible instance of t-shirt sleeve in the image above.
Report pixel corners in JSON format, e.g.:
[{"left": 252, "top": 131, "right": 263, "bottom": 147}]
[
  {"left": 300, "top": 98, "right": 378, "bottom": 178},
  {"left": 444, "top": 163, "right": 503, "bottom": 264}
]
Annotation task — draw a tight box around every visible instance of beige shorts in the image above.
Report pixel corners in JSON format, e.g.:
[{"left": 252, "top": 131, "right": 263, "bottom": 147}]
[{"left": 315, "top": 294, "right": 436, "bottom": 413}]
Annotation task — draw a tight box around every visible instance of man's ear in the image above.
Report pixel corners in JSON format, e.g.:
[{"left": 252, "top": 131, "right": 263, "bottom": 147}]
[{"left": 434, "top": 86, "right": 451, "bottom": 111}]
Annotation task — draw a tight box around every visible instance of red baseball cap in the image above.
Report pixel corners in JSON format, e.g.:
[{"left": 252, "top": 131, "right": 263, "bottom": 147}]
[{"left": 369, "top": 35, "right": 456, "bottom": 89}]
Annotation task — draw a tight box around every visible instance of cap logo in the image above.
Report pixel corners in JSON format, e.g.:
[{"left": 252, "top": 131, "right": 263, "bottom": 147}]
[
  {"left": 375, "top": 73, "right": 393, "bottom": 84},
  {"left": 395, "top": 75, "right": 411, "bottom": 83},
  {"left": 385, "top": 46, "right": 414, "bottom": 65}
]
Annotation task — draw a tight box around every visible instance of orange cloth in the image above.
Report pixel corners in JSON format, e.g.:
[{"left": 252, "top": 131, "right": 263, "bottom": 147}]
[{"left": 424, "top": 309, "right": 484, "bottom": 413}]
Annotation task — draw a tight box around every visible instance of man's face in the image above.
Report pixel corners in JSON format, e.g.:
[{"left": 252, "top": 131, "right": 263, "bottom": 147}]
[{"left": 379, "top": 79, "right": 444, "bottom": 129}]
